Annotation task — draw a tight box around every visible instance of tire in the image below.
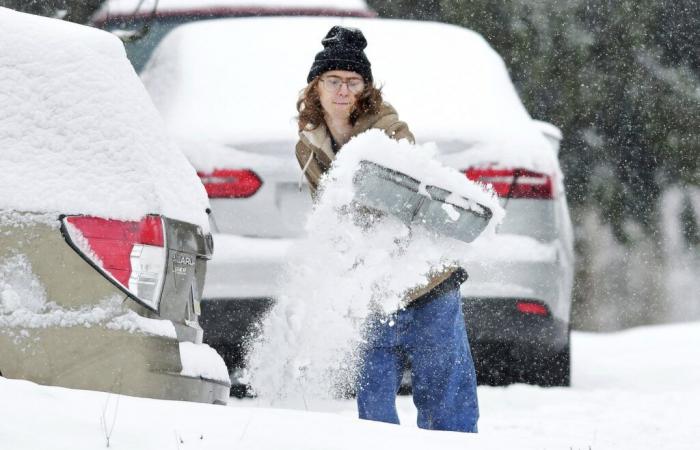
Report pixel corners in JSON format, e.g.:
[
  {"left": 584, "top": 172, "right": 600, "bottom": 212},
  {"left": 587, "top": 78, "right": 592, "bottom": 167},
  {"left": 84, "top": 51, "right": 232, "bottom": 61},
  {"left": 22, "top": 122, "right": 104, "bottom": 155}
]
[{"left": 525, "top": 344, "right": 570, "bottom": 387}]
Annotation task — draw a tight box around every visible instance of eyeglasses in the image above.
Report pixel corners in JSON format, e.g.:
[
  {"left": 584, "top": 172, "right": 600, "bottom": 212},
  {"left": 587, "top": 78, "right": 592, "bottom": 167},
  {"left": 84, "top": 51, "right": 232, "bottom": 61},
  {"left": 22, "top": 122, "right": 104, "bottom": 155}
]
[{"left": 319, "top": 76, "right": 365, "bottom": 94}]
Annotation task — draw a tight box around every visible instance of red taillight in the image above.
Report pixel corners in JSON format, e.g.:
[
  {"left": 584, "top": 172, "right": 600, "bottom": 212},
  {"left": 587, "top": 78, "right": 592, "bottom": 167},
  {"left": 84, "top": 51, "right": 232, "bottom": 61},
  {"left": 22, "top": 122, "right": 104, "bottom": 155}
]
[
  {"left": 62, "top": 215, "right": 166, "bottom": 311},
  {"left": 516, "top": 301, "right": 549, "bottom": 316},
  {"left": 138, "top": 215, "right": 164, "bottom": 246},
  {"left": 465, "top": 167, "right": 553, "bottom": 199},
  {"left": 197, "top": 169, "right": 262, "bottom": 198}
]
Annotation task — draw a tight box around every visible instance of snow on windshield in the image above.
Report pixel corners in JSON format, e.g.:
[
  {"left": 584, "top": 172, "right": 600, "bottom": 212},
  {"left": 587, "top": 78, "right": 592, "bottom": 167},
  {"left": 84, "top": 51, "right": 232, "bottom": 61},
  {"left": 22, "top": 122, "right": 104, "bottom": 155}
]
[
  {"left": 0, "top": 7, "right": 209, "bottom": 230},
  {"left": 97, "top": 0, "right": 370, "bottom": 16},
  {"left": 140, "top": 16, "right": 551, "bottom": 161},
  {"left": 245, "top": 131, "right": 503, "bottom": 400}
]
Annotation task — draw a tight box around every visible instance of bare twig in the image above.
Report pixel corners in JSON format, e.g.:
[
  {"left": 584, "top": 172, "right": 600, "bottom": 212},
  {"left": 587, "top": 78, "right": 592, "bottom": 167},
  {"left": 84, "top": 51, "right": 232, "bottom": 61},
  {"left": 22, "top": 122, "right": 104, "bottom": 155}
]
[
  {"left": 237, "top": 412, "right": 255, "bottom": 443},
  {"left": 174, "top": 430, "right": 184, "bottom": 449},
  {"left": 99, "top": 371, "right": 124, "bottom": 448},
  {"left": 100, "top": 392, "right": 120, "bottom": 448}
]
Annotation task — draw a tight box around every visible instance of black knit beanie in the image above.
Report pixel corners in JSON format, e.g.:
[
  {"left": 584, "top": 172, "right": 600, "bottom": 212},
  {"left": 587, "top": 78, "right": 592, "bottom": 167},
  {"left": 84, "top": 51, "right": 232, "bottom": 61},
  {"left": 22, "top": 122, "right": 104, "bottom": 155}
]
[{"left": 307, "top": 26, "right": 373, "bottom": 83}]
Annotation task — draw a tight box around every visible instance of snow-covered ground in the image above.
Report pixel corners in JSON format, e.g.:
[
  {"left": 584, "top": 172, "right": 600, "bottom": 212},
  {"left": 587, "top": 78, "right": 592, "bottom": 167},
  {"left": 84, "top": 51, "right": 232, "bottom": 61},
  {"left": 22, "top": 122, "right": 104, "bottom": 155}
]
[{"left": 2, "top": 320, "right": 697, "bottom": 449}]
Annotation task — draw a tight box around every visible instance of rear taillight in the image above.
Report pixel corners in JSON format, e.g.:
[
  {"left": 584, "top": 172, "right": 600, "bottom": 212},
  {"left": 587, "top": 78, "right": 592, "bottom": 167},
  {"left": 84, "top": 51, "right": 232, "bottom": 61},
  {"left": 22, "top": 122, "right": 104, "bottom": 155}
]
[
  {"left": 196, "top": 169, "right": 262, "bottom": 198},
  {"left": 61, "top": 215, "right": 167, "bottom": 311},
  {"left": 516, "top": 301, "right": 549, "bottom": 316},
  {"left": 465, "top": 168, "right": 553, "bottom": 199}
]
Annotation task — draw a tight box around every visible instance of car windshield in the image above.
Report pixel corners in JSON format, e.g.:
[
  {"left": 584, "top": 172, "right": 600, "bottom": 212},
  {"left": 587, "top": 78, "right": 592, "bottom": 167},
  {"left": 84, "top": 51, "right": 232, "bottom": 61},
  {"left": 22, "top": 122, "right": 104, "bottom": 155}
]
[
  {"left": 105, "top": 18, "right": 193, "bottom": 71},
  {"left": 496, "top": 198, "right": 556, "bottom": 242}
]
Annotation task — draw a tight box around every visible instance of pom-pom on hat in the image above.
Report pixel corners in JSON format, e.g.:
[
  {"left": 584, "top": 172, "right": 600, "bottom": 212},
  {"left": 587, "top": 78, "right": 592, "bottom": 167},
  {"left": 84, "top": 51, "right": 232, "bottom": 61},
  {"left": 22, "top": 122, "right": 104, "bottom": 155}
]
[{"left": 307, "top": 26, "right": 373, "bottom": 83}]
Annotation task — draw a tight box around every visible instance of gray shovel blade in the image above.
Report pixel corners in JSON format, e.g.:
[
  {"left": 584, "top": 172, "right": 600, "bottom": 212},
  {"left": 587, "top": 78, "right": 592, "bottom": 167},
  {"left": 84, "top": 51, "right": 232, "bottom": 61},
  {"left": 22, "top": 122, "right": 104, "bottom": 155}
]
[{"left": 352, "top": 161, "right": 492, "bottom": 243}]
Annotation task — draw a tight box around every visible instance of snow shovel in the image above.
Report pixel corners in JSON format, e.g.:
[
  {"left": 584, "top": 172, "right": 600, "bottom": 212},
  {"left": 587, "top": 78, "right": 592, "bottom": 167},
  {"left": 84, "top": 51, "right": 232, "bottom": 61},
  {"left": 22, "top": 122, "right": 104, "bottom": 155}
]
[{"left": 352, "top": 160, "right": 493, "bottom": 243}]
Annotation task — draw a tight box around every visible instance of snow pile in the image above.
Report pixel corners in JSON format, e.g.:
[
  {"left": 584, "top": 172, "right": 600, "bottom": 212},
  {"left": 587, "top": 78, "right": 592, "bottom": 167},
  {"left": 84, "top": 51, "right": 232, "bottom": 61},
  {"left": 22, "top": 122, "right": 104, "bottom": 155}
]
[
  {"left": 0, "top": 378, "right": 485, "bottom": 450},
  {"left": 0, "top": 7, "right": 209, "bottom": 230},
  {"left": 141, "top": 16, "right": 550, "bottom": 156},
  {"left": 4, "top": 321, "right": 700, "bottom": 449},
  {"left": 179, "top": 342, "right": 231, "bottom": 383},
  {"left": 245, "top": 131, "right": 502, "bottom": 401}
]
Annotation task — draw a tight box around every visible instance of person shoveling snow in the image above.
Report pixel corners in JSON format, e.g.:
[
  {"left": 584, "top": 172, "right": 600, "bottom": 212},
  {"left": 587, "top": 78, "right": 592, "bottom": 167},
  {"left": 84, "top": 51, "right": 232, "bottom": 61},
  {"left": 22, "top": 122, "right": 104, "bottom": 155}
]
[{"left": 245, "top": 26, "right": 503, "bottom": 433}]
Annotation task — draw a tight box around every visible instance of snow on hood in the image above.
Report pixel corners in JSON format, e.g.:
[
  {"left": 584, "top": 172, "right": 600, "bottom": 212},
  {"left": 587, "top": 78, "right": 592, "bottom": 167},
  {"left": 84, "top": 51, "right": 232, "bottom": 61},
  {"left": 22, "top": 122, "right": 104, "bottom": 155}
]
[
  {"left": 95, "top": 0, "right": 370, "bottom": 17},
  {"left": 0, "top": 7, "right": 209, "bottom": 230},
  {"left": 140, "top": 16, "right": 551, "bottom": 158}
]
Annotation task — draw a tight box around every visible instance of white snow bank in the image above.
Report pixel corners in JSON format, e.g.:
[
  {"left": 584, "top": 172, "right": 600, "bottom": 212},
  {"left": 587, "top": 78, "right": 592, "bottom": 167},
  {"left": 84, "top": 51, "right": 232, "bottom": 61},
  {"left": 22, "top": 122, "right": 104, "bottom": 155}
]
[
  {"left": 96, "top": 0, "right": 370, "bottom": 16},
  {"left": 0, "top": 7, "right": 209, "bottom": 230},
  {"left": 233, "top": 322, "right": 700, "bottom": 450},
  {"left": 245, "top": 131, "right": 502, "bottom": 401},
  {"left": 5, "top": 321, "right": 699, "bottom": 449},
  {"left": 0, "top": 377, "right": 497, "bottom": 450},
  {"left": 179, "top": 342, "right": 231, "bottom": 383},
  {"left": 141, "top": 15, "right": 550, "bottom": 157},
  {"left": 573, "top": 321, "right": 700, "bottom": 391}
]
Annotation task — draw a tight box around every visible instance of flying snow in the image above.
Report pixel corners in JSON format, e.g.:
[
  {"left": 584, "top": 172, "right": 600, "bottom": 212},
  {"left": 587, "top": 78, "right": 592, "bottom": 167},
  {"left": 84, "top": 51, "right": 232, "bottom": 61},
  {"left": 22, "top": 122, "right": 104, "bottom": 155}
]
[{"left": 244, "top": 131, "right": 503, "bottom": 402}]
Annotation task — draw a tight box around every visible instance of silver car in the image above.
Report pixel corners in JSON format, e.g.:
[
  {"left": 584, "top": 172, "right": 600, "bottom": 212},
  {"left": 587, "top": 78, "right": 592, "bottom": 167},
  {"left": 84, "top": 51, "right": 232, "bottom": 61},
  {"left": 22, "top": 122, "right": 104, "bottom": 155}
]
[
  {"left": 93, "top": 0, "right": 376, "bottom": 71},
  {"left": 141, "top": 16, "right": 574, "bottom": 389}
]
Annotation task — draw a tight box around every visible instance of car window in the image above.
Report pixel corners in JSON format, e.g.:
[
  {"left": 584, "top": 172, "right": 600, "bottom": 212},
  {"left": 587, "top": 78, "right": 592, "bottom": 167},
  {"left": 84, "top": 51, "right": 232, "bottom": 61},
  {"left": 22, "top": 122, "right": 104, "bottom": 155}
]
[
  {"left": 106, "top": 18, "right": 191, "bottom": 71},
  {"left": 497, "top": 198, "right": 557, "bottom": 242}
]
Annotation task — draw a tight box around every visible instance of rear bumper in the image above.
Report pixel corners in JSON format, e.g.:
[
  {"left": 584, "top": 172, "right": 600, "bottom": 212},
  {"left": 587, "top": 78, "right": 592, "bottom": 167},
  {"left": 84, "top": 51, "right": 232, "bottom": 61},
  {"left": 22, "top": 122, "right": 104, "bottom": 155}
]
[
  {"left": 198, "top": 296, "right": 569, "bottom": 370},
  {"left": 463, "top": 297, "right": 569, "bottom": 352},
  {"left": 0, "top": 326, "right": 230, "bottom": 405}
]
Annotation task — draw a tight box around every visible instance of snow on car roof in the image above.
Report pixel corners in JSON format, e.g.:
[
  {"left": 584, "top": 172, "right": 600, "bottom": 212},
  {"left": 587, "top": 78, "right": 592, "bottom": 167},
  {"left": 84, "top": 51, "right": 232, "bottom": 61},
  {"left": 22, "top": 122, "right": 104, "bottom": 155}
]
[
  {"left": 0, "top": 7, "right": 209, "bottom": 229},
  {"left": 96, "top": 0, "right": 370, "bottom": 16},
  {"left": 141, "top": 16, "right": 558, "bottom": 174}
]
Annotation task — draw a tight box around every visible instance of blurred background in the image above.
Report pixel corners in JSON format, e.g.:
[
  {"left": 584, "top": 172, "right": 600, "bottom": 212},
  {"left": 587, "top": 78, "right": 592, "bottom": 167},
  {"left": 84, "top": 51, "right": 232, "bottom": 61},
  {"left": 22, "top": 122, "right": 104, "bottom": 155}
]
[{"left": 4, "top": 0, "right": 698, "bottom": 332}]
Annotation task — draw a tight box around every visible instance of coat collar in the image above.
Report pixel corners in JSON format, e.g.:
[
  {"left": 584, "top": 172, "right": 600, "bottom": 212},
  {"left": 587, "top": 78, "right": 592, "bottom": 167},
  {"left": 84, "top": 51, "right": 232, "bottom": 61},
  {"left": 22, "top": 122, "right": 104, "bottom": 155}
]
[
  {"left": 299, "top": 103, "right": 399, "bottom": 165},
  {"left": 300, "top": 122, "right": 334, "bottom": 167}
]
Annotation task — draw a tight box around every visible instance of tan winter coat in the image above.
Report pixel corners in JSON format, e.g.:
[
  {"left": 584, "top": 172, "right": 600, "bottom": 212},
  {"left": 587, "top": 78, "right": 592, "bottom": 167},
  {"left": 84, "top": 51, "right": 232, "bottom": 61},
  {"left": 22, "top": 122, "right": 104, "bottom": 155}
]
[{"left": 295, "top": 103, "right": 465, "bottom": 305}]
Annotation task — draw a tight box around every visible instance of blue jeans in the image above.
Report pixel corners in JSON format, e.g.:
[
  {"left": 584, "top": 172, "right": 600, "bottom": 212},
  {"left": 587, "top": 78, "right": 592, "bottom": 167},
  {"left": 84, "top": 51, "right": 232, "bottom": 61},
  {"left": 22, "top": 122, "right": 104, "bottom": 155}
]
[{"left": 356, "top": 287, "right": 479, "bottom": 432}]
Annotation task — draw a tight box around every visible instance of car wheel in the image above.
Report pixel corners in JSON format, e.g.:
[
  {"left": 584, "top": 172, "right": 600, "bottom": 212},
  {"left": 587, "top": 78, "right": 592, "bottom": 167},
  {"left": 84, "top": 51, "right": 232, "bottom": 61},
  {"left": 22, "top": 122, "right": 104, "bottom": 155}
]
[{"left": 525, "top": 344, "right": 570, "bottom": 387}]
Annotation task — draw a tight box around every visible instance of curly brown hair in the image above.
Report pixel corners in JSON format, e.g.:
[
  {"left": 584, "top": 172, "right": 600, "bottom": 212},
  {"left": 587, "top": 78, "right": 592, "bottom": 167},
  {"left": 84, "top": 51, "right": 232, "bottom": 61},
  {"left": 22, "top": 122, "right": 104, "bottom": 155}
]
[{"left": 296, "top": 77, "right": 383, "bottom": 132}]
